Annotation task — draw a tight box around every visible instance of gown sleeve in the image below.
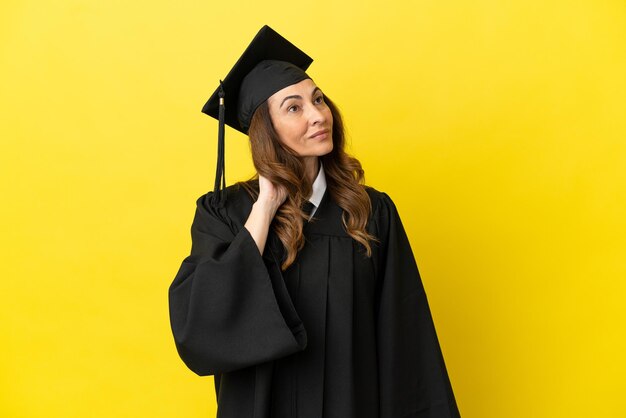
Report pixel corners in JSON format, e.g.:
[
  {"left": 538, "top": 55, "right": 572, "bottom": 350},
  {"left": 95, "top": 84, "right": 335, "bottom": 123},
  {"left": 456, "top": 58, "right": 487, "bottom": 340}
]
[
  {"left": 374, "top": 192, "right": 461, "bottom": 417},
  {"left": 168, "top": 192, "right": 307, "bottom": 376}
]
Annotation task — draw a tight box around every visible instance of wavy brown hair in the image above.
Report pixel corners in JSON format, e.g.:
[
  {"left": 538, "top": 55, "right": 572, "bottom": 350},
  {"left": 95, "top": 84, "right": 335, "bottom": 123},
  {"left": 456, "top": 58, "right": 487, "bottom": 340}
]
[{"left": 238, "top": 94, "right": 379, "bottom": 271}]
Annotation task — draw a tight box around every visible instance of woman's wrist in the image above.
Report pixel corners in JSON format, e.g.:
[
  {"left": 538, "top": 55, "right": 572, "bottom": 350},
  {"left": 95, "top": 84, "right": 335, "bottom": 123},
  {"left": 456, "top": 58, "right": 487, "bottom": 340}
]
[
  {"left": 253, "top": 198, "right": 280, "bottom": 220},
  {"left": 244, "top": 200, "right": 278, "bottom": 254}
]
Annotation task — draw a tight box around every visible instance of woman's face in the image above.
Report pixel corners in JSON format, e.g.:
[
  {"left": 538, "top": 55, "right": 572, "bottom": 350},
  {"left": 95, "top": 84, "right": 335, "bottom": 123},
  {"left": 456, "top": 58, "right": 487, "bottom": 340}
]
[{"left": 267, "top": 78, "right": 333, "bottom": 158}]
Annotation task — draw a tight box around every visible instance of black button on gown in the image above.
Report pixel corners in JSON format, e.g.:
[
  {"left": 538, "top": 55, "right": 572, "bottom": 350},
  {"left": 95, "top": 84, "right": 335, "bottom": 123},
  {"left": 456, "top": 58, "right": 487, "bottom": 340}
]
[{"left": 168, "top": 181, "right": 461, "bottom": 418}]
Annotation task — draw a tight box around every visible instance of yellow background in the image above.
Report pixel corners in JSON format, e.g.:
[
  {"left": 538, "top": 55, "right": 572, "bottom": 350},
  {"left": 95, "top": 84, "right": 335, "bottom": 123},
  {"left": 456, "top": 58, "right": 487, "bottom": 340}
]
[{"left": 1, "top": 0, "right": 625, "bottom": 417}]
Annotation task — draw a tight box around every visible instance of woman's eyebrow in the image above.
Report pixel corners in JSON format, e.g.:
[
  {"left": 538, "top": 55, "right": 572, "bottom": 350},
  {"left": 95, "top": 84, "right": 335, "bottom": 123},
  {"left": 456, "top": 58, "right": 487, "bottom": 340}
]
[
  {"left": 279, "top": 95, "right": 301, "bottom": 109},
  {"left": 279, "top": 87, "right": 323, "bottom": 109}
]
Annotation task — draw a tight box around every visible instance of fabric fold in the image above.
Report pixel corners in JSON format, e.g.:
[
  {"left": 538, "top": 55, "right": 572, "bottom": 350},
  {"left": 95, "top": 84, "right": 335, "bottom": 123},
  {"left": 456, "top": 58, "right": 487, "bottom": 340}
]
[{"left": 295, "top": 236, "right": 330, "bottom": 418}]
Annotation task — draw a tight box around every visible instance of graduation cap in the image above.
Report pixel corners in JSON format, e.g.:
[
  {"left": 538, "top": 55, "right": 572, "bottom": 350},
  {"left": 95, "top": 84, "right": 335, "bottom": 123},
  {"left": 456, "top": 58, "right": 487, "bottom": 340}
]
[{"left": 201, "top": 25, "right": 314, "bottom": 206}]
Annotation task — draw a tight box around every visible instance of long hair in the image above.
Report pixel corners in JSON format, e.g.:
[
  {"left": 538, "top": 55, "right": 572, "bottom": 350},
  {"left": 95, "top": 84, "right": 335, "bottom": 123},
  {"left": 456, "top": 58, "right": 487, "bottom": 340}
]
[{"left": 238, "top": 95, "right": 379, "bottom": 271}]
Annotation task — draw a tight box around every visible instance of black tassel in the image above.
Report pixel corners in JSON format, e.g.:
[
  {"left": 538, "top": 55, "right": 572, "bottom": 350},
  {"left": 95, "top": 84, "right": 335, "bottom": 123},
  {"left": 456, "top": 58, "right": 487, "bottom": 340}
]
[{"left": 212, "top": 80, "right": 227, "bottom": 207}]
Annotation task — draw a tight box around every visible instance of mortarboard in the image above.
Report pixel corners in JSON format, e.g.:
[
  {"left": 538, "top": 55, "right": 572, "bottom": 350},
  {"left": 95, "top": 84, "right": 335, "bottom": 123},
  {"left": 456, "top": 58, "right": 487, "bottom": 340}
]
[{"left": 201, "top": 25, "right": 314, "bottom": 206}]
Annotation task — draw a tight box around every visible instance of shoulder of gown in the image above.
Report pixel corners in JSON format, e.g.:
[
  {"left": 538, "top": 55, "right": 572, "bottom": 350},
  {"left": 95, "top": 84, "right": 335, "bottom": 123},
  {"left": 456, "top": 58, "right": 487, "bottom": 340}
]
[
  {"left": 363, "top": 185, "right": 403, "bottom": 241},
  {"left": 193, "top": 180, "right": 258, "bottom": 232}
]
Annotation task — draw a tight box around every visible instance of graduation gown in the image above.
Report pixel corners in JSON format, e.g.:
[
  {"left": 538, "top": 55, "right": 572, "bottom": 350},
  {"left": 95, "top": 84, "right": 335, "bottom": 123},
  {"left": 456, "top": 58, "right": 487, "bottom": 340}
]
[{"left": 168, "top": 182, "right": 461, "bottom": 418}]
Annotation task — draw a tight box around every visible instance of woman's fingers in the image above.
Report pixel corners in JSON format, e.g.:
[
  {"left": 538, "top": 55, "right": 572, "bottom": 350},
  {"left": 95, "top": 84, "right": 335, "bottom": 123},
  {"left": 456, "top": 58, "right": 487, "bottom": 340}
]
[{"left": 258, "top": 174, "right": 287, "bottom": 207}]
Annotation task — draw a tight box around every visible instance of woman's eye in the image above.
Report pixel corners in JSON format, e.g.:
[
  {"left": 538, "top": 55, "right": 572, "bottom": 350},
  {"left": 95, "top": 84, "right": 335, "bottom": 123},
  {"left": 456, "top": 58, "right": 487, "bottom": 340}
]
[
  {"left": 314, "top": 95, "right": 324, "bottom": 104},
  {"left": 288, "top": 105, "right": 299, "bottom": 112}
]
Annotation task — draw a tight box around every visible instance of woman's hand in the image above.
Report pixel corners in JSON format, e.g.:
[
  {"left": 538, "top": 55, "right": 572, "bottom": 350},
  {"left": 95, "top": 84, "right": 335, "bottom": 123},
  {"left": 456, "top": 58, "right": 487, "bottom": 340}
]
[
  {"left": 244, "top": 174, "right": 287, "bottom": 254},
  {"left": 257, "top": 174, "right": 288, "bottom": 216}
]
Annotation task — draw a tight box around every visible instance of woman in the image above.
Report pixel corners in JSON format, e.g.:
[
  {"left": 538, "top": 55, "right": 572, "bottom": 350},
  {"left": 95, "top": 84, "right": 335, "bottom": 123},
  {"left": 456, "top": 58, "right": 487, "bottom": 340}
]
[{"left": 168, "top": 25, "right": 461, "bottom": 418}]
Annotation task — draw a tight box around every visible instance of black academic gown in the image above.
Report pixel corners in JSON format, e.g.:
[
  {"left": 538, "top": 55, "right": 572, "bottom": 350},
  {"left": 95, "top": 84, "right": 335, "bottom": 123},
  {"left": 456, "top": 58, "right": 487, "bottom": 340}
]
[{"left": 168, "top": 182, "right": 461, "bottom": 418}]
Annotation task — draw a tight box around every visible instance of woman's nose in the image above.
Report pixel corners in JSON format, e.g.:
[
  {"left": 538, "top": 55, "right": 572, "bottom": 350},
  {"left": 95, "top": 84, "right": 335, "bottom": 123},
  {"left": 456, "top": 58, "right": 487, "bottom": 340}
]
[{"left": 307, "top": 105, "right": 326, "bottom": 125}]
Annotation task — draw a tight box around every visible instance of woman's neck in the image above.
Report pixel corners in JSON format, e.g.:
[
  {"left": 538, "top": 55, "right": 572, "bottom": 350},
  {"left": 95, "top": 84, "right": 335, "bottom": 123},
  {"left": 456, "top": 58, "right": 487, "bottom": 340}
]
[{"left": 303, "top": 156, "right": 320, "bottom": 185}]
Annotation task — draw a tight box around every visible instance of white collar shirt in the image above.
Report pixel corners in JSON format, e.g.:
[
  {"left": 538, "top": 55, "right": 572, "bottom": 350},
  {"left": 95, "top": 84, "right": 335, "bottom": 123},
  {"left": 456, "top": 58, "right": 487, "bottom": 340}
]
[{"left": 307, "top": 161, "right": 326, "bottom": 219}]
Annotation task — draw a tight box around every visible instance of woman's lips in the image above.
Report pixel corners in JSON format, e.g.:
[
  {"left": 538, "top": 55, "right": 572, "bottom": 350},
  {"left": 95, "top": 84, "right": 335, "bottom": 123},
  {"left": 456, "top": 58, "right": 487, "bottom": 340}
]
[{"left": 309, "top": 129, "right": 329, "bottom": 139}]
